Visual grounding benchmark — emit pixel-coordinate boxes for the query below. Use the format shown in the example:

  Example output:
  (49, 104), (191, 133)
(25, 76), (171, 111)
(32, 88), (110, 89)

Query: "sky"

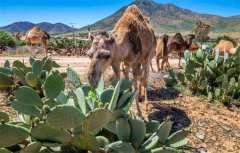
(0, 0), (240, 27)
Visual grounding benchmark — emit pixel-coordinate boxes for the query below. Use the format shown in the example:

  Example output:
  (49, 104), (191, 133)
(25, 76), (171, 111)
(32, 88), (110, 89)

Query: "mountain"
(81, 0), (240, 34)
(0, 22), (75, 34)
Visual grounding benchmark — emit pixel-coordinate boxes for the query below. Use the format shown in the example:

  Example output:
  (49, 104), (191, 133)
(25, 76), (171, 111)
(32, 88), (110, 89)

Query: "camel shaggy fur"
(87, 5), (156, 113)
(15, 27), (50, 57)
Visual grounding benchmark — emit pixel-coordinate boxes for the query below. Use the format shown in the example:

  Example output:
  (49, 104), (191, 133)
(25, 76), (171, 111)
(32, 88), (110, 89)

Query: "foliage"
(48, 37), (91, 55)
(0, 31), (16, 51)
(168, 48), (240, 106)
(0, 58), (189, 153)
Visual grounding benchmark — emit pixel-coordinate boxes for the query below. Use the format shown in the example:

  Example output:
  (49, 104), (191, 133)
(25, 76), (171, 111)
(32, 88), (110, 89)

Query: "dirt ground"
(0, 56), (239, 153)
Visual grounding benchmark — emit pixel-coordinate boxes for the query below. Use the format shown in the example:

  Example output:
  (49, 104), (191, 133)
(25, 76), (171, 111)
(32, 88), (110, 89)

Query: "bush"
(0, 31), (16, 50)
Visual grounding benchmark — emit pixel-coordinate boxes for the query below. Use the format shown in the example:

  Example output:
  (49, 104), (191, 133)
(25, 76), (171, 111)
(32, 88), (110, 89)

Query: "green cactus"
(81, 108), (116, 136)
(151, 147), (178, 153)
(12, 60), (27, 71)
(67, 67), (82, 88)
(105, 141), (135, 153)
(96, 77), (104, 96)
(46, 105), (84, 129)
(0, 148), (11, 153)
(25, 72), (38, 87)
(116, 118), (131, 142)
(100, 88), (114, 104)
(96, 136), (110, 148)
(108, 80), (122, 111)
(13, 67), (25, 81)
(73, 87), (88, 114)
(11, 100), (41, 118)
(43, 73), (65, 99)
(4, 60), (10, 69)
(0, 112), (9, 123)
(129, 119), (146, 148)
(32, 60), (43, 77)
(20, 142), (42, 153)
(166, 130), (189, 148)
(0, 124), (29, 148)
(0, 72), (14, 89)
(14, 86), (43, 107)
(31, 124), (72, 146)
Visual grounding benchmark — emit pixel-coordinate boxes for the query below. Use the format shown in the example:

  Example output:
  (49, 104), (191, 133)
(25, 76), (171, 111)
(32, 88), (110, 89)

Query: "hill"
(80, 0), (240, 35)
(0, 22), (75, 34)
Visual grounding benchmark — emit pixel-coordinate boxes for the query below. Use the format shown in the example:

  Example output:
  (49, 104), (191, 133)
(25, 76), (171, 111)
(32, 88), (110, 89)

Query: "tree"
(0, 31), (16, 51)
(193, 20), (211, 43)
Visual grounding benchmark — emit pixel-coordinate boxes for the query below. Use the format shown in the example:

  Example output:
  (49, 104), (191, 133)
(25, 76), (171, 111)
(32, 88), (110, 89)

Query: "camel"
(215, 40), (239, 55)
(160, 33), (196, 69)
(15, 27), (50, 57)
(154, 34), (169, 71)
(87, 5), (156, 114)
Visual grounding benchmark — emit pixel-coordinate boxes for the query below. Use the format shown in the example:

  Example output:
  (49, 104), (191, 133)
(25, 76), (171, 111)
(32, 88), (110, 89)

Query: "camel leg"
(122, 62), (130, 79)
(156, 56), (160, 72)
(178, 51), (182, 68)
(112, 61), (121, 80)
(141, 64), (150, 112)
(42, 40), (48, 57)
(132, 64), (143, 117)
(166, 57), (171, 69)
(150, 61), (155, 73)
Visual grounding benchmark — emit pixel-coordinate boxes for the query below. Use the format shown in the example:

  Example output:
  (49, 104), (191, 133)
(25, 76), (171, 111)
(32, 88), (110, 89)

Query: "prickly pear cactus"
(43, 73), (65, 99)
(0, 112), (9, 123)
(46, 105), (84, 129)
(0, 124), (29, 148)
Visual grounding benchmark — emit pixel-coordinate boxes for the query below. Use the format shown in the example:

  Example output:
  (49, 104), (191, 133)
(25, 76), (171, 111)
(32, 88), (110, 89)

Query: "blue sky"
(0, 0), (240, 27)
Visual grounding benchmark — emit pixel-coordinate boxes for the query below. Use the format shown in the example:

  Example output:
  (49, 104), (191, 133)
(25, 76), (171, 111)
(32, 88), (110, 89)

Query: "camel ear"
(88, 30), (94, 41)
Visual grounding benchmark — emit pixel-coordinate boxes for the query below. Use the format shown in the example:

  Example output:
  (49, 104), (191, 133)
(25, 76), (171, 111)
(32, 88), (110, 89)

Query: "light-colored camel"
(215, 40), (239, 55)
(15, 27), (50, 57)
(87, 5), (156, 114)
(155, 34), (169, 71)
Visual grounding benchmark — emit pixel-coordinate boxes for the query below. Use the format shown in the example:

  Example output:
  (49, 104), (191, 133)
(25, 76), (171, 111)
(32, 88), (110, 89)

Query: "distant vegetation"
(0, 31), (16, 51)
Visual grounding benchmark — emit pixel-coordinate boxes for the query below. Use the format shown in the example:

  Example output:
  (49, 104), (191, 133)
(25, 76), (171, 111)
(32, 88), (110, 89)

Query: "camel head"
(185, 34), (196, 48)
(87, 31), (115, 87)
(14, 32), (24, 40)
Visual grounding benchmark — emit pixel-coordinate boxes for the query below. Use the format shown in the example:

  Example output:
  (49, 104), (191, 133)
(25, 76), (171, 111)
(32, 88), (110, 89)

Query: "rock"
(196, 131), (205, 140)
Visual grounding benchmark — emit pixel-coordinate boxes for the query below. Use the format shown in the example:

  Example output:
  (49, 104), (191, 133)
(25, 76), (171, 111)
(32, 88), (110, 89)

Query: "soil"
(0, 56), (239, 153)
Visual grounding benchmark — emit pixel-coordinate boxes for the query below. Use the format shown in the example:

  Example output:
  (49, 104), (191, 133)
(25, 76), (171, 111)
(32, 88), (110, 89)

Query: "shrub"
(0, 31), (16, 51)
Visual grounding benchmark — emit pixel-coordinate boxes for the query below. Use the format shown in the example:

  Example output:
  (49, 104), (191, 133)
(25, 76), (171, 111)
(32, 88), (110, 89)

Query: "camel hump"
(125, 5), (141, 15)
(124, 5), (145, 21)
(31, 26), (41, 32)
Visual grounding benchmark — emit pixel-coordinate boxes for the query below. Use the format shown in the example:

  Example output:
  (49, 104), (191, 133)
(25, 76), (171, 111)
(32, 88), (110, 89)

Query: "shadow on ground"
(148, 105), (191, 132)
(148, 87), (180, 101)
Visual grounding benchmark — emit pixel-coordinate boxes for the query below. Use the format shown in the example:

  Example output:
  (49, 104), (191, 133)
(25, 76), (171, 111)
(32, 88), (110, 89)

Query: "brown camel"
(15, 27), (50, 57)
(87, 5), (156, 114)
(215, 40), (239, 55)
(160, 33), (196, 68)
